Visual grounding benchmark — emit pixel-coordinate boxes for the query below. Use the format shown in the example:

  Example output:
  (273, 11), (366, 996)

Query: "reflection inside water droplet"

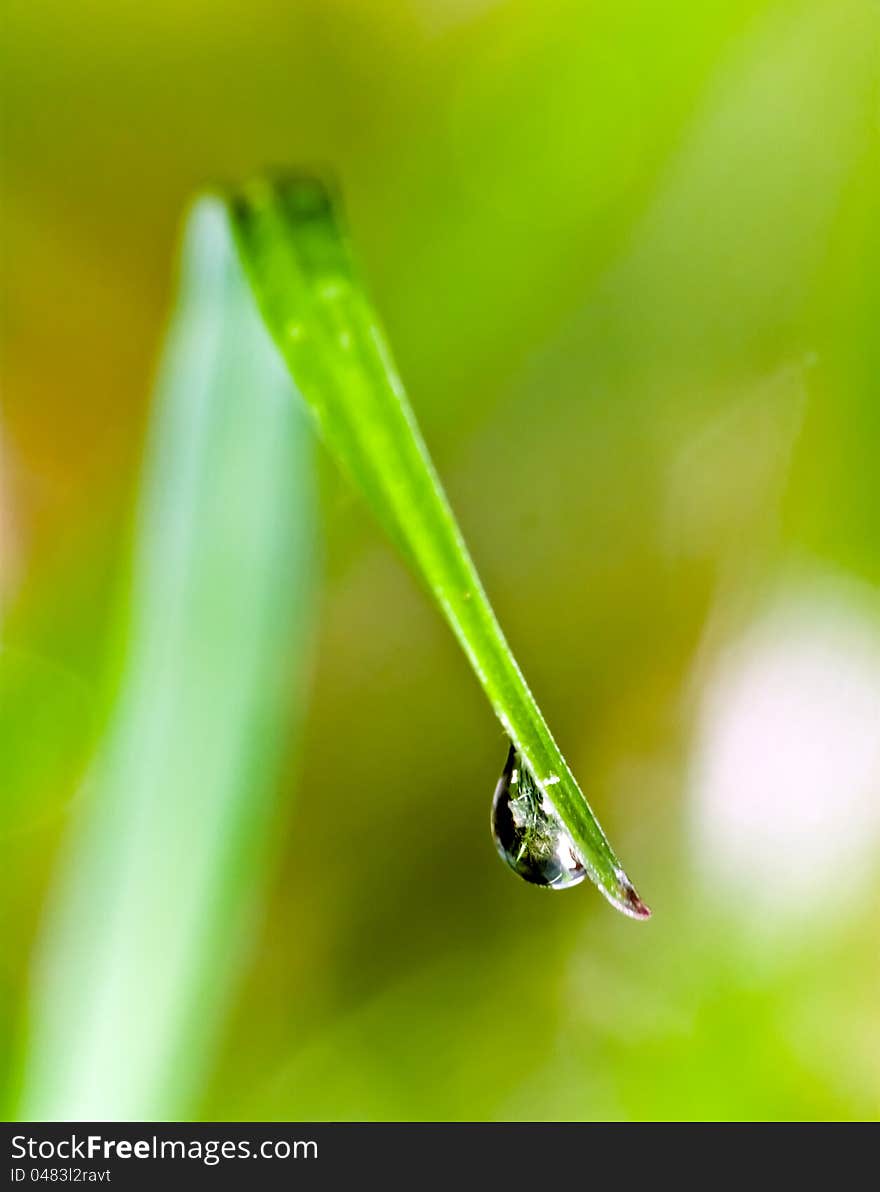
(491, 743), (586, 890)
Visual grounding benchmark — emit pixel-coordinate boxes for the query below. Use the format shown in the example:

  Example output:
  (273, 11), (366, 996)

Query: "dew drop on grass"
(491, 742), (586, 890)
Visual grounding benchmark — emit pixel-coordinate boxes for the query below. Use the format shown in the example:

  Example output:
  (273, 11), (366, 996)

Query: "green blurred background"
(3, 0), (880, 1121)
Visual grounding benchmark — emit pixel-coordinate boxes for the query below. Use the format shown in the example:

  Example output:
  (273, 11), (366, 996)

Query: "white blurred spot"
(690, 573), (880, 922)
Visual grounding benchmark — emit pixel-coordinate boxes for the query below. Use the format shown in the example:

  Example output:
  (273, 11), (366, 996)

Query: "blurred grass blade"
(228, 176), (648, 919)
(17, 198), (316, 1119)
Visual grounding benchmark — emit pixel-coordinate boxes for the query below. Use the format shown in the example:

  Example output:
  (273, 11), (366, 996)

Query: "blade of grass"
(228, 175), (649, 919)
(16, 198), (316, 1119)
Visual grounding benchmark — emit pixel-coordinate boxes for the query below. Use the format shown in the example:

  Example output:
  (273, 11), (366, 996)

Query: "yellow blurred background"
(3, 0), (880, 1120)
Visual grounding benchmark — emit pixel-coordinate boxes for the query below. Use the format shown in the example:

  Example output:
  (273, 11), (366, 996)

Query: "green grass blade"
(16, 197), (316, 1119)
(228, 176), (648, 919)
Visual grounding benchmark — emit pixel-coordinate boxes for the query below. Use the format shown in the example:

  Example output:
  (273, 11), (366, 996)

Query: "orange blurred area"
(2, 0), (879, 1120)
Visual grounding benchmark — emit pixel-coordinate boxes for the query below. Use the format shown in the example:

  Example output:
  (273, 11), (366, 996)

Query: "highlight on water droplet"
(491, 742), (587, 890)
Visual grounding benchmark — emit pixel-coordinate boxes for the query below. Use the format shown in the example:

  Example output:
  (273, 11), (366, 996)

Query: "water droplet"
(491, 743), (586, 890)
